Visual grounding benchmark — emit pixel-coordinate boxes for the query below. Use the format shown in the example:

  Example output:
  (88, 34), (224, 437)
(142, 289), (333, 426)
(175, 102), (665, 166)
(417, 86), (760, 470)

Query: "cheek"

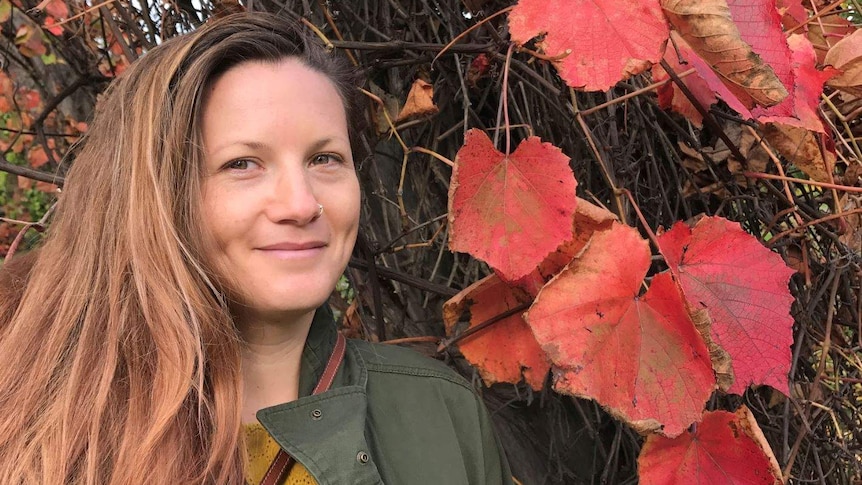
(327, 177), (361, 243)
(199, 183), (235, 251)
(344, 179), (362, 235)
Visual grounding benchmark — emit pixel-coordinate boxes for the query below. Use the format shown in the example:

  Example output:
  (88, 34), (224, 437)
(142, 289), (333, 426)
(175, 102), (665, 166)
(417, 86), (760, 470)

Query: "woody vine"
(0, 0), (860, 482)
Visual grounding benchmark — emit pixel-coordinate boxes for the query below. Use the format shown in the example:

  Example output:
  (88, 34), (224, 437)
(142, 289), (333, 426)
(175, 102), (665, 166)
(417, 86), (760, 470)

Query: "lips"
(257, 241), (327, 251)
(255, 241), (327, 261)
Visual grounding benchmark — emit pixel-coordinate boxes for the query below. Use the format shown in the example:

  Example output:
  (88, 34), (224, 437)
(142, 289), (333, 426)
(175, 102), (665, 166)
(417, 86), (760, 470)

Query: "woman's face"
(200, 58), (360, 322)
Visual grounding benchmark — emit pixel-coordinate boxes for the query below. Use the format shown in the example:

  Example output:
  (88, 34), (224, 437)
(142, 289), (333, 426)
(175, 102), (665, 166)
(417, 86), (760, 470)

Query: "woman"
(0, 12), (512, 485)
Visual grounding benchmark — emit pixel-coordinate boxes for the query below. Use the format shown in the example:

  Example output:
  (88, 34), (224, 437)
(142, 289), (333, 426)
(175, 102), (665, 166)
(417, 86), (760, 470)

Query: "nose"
(264, 164), (321, 225)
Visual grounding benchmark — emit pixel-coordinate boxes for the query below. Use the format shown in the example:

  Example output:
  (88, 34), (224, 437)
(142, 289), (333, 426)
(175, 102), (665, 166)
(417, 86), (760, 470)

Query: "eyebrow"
(208, 137), (345, 157)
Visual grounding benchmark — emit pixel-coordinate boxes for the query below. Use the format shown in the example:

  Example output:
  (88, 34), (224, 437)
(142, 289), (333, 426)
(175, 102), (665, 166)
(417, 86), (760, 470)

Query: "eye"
(223, 158), (258, 171)
(310, 153), (344, 166)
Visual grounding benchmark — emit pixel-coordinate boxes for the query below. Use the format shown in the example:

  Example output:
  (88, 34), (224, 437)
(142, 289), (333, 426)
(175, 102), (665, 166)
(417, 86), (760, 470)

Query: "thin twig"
(744, 172), (862, 193)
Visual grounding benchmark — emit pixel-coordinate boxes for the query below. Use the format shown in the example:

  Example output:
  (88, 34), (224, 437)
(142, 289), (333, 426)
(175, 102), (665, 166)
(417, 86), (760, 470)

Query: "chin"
(249, 280), (336, 316)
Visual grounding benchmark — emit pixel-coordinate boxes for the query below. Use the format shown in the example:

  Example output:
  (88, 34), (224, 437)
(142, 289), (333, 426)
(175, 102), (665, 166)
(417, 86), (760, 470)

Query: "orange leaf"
(509, 0), (669, 91)
(658, 216), (795, 395)
(0, 72), (13, 113)
(17, 176), (34, 189)
(44, 17), (63, 36)
(443, 274), (550, 390)
(448, 128), (578, 282)
(526, 223), (715, 437)
(27, 145), (49, 168)
(514, 197), (616, 296)
(638, 405), (782, 485)
(661, 0), (788, 108)
(395, 79), (438, 122)
(824, 29), (862, 97)
(35, 181), (58, 193)
(18, 88), (41, 111)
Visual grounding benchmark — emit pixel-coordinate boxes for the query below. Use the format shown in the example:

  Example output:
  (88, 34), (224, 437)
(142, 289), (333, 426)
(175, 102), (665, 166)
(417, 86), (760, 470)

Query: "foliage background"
(0, 0), (860, 483)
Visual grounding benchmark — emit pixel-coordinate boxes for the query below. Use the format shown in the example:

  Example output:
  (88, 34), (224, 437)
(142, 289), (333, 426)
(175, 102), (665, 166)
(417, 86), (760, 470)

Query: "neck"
(238, 308), (315, 423)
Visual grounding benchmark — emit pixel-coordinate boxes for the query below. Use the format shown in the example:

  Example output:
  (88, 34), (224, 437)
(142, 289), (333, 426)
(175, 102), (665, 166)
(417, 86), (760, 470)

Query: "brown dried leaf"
(782, 244), (808, 274)
(843, 161), (862, 186)
(689, 307), (734, 392)
(368, 82), (400, 134)
(762, 122), (836, 183)
(677, 142), (708, 172)
(727, 125), (771, 187)
(341, 299), (366, 340)
(396, 79), (439, 122)
(838, 194), (862, 250)
(824, 29), (862, 97)
(661, 0), (788, 108)
(808, 15), (856, 65)
(14, 24), (47, 58)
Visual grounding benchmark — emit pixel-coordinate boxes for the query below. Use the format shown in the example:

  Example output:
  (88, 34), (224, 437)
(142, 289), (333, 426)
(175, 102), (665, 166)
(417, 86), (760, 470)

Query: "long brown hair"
(0, 13), (362, 484)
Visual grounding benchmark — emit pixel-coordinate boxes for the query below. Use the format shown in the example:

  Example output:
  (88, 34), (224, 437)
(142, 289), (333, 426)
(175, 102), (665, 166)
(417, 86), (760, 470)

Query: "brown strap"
(259, 332), (347, 485)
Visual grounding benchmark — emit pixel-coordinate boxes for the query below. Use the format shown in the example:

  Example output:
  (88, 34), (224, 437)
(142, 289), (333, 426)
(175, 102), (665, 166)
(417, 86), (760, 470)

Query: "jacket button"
(356, 451), (370, 464)
(310, 409), (323, 420)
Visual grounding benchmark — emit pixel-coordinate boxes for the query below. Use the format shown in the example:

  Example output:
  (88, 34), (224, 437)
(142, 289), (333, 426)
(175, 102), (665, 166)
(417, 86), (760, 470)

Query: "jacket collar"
(256, 306), (382, 484)
(297, 304), (341, 397)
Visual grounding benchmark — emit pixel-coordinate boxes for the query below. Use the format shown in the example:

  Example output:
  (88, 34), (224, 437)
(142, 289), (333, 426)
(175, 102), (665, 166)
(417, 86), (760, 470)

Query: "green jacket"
(255, 306), (514, 484)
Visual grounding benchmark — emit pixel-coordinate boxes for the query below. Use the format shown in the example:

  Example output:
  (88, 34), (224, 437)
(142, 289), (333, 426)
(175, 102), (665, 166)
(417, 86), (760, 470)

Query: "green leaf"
(0, 0), (12, 23)
(40, 52), (57, 65)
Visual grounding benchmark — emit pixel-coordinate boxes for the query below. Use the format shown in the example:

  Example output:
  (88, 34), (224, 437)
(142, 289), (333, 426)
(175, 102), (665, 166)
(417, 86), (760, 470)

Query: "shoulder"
(347, 339), (514, 484)
(349, 339), (475, 393)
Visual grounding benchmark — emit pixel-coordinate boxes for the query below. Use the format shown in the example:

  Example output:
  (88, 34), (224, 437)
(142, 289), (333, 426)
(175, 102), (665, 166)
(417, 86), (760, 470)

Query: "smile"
(256, 241), (327, 259)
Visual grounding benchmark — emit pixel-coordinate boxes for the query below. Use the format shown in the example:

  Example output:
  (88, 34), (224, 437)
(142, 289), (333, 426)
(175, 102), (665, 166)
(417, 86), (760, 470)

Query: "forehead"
(204, 58), (344, 111)
(201, 58), (349, 154)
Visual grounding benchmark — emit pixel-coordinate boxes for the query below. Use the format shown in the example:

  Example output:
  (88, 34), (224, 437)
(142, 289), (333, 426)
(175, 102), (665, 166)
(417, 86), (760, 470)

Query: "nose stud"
(317, 204), (324, 218)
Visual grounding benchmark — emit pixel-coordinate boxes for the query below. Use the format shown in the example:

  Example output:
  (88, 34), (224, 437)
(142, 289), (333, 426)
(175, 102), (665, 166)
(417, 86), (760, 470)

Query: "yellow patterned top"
(244, 423), (317, 485)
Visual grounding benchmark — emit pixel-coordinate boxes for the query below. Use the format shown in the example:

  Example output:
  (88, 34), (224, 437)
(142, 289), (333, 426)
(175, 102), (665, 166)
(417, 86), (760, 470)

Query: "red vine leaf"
(753, 34), (838, 132)
(443, 274), (551, 390)
(509, 0), (669, 91)
(659, 31), (755, 120)
(638, 405), (783, 484)
(658, 216), (795, 395)
(652, 32), (718, 127)
(448, 128), (578, 282)
(726, 0), (795, 117)
(514, 197), (617, 296)
(662, 0), (788, 109)
(526, 223), (715, 437)
(776, 0), (808, 32)
(44, 18), (62, 36)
